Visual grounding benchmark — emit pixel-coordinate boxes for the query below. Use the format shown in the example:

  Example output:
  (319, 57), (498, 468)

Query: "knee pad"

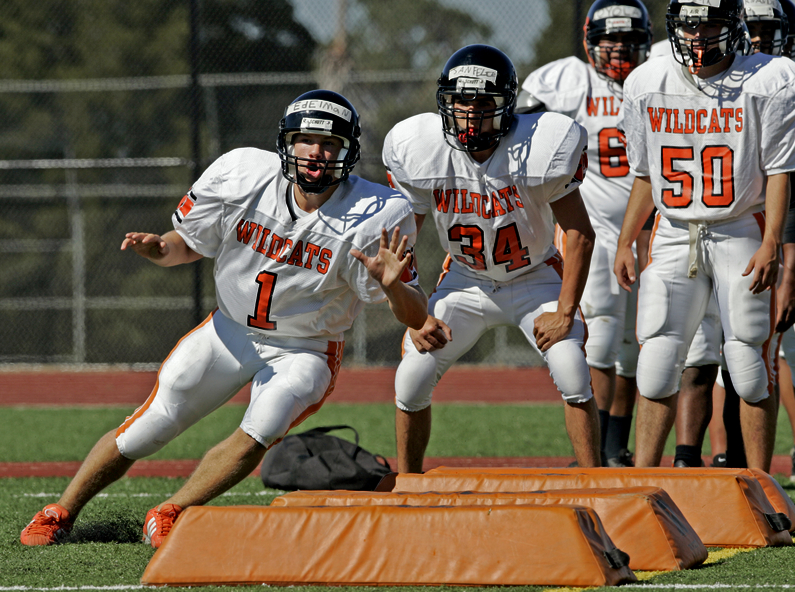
(545, 340), (593, 404)
(728, 280), (772, 346)
(115, 405), (181, 460)
(583, 314), (621, 369)
(722, 340), (771, 403)
(615, 335), (639, 377)
(636, 338), (684, 400)
(395, 350), (440, 412)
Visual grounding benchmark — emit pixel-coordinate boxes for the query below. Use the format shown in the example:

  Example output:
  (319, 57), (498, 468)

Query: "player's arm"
(350, 227), (428, 330)
(614, 176), (655, 291)
(743, 172), (788, 294)
(533, 188), (595, 352)
(776, 182), (795, 332)
(121, 230), (202, 267)
(405, 212), (453, 352)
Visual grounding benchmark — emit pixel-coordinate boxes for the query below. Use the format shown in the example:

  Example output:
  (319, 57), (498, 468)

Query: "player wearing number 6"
(383, 44), (601, 473)
(20, 90), (428, 548)
(516, 0), (653, 468)
(614, 0), (795, 471)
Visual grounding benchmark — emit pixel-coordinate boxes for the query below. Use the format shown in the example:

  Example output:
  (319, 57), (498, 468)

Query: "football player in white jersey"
(20, 90), (428, 548)
(384, 44), (601, 473)
(516, 0), (653, 467)
(717, 0), (795, 471)
(614, 0), (795, 471)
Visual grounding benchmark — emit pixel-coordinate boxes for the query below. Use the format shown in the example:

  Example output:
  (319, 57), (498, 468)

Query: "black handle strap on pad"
(603, 548), (631, 570)
(765, 512), (792, 532)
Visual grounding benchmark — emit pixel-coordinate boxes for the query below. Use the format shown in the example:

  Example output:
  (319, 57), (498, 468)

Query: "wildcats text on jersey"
(647, 107), (744, 135)
(586, 96), (622, 117)
(433, 185), (524, 220)
(236, 218), (332, 274)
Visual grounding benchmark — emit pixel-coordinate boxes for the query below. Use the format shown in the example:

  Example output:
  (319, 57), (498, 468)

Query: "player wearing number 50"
(384, 44), (601, 473)
(614, 0), (795, 471)
(20, 90), (428, 548)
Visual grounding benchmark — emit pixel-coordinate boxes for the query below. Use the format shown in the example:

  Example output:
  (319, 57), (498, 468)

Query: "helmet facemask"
(437, 89), (514, 153)
(583, 1), (653, 85)
(746, 19), (787, 55)
(667, 6), (746, 74)
(281, 131), (352, 195)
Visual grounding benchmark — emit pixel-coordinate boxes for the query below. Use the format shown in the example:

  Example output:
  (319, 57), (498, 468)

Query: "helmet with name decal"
(436, 44), (518, 153)
(745, 0), (788, 55)
(583, 0), (653, 84)
(666, 0), (747, 73)
(782, 0), (795, 57)
(277, 89), (361, 194)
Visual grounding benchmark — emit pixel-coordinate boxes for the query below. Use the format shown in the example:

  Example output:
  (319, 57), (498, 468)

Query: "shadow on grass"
(68, 515), (142, 544)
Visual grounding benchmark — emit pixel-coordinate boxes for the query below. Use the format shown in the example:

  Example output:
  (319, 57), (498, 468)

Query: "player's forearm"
(383, 283), (428, 329)
(762, 173), (789, 250)
(155, 231), (202, 267)
(617, 176), (655, 249)
(557, 228), (593, 320)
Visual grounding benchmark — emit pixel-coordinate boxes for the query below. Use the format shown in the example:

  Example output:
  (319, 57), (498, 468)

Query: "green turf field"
(2, 402), (795, 590)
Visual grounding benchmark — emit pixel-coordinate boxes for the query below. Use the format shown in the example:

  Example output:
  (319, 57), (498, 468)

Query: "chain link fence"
(2, 0), (655, 368)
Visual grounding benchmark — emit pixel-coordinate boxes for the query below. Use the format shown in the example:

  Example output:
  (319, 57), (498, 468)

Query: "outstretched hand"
(351, 227), (412, 289)
(121, 232), (169, 261)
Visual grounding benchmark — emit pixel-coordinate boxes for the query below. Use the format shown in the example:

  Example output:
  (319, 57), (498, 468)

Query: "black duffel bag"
(260, 424), (391, 491)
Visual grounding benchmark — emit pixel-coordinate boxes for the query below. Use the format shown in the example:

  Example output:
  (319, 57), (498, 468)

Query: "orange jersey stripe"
(116, 309), (217, 439)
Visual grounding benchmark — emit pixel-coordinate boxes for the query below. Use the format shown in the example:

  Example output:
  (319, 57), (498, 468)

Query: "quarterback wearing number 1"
(20, 90), (427, 549)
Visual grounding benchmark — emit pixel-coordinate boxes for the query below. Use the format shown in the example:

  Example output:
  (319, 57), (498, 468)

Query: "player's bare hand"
(776, 269), (795, 332)
(743, 241), (779, 294)
(533, 310), (574, 352)
(613, 245), (637, 292)
(121, 232), (169, 261)
(351, 227), (411, 289)
(410, 315), (452, 353)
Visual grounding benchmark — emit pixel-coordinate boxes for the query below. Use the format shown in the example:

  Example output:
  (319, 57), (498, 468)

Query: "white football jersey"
(620, 53), (795, 222)
(173, 148), (419, 342)
(647, 40), (672, 60)
(383, 112), (588, 283)
(521, 56), (633, 249)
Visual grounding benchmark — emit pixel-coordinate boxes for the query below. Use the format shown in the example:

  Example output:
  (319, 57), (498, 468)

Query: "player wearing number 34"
(384, 44), (602, 473)
(19, 90), (428, 549)
(614, 0), (795, 472)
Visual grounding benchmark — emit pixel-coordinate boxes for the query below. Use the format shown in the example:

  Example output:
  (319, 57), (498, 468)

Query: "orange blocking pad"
(395, 467), (792, 548)
(747, 468), (795, 533)
(272, 487), (707, 571)
(424, 466), (795, 533)
(141, 504), (636, 587)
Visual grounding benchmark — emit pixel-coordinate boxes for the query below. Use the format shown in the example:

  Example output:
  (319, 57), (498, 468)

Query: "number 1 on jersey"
(248, 271), (277, 330)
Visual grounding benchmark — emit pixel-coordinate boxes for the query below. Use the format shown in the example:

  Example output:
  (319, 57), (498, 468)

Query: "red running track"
(1, 368), (792, 478)
(0, 366), (561, 406)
